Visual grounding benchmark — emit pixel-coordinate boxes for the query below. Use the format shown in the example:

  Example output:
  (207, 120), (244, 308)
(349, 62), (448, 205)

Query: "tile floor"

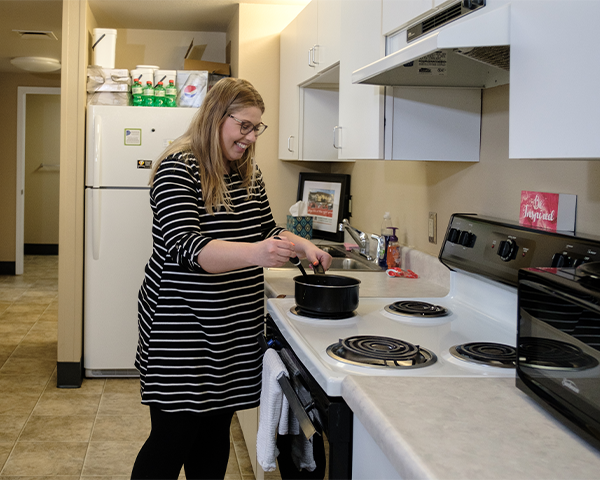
(0, 255), (258, 479)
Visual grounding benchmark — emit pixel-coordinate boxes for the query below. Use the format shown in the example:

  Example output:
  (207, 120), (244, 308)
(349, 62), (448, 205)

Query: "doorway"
(16, 87), (61, 275)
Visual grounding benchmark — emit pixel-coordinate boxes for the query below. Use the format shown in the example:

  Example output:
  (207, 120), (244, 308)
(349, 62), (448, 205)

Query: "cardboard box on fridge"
(183, 59), (230, 75)
(183, 39), (230, 76)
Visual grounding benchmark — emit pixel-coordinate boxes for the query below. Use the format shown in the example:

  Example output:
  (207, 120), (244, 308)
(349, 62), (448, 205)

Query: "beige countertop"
(263, 269), (448, 299)
(264, 246), (451, 299)
(342, 376), (600, 480)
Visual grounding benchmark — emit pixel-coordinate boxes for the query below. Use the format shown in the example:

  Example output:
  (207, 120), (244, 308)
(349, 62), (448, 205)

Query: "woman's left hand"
(278, 231), (333, 271)
(304, 243), (332, 271)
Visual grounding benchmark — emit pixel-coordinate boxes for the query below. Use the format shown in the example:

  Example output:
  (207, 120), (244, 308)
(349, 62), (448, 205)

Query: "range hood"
(352, 0), (511, 88)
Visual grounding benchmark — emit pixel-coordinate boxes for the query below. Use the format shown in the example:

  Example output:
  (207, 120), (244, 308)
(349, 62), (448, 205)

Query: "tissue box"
(287, 216), (313, 239)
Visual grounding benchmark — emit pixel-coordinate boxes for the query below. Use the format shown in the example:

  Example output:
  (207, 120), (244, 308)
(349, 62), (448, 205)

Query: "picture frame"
(296, 173), (351, 242)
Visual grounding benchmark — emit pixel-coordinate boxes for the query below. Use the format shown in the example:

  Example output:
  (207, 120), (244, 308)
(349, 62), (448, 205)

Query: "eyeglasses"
(229, 114), (268, 137)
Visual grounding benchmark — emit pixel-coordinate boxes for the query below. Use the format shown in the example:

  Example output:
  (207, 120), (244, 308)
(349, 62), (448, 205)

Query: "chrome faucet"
(340, 219), (372, 261)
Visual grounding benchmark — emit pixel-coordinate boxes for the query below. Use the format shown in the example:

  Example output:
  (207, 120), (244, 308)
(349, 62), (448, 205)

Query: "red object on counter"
(386, 268), (418, 278)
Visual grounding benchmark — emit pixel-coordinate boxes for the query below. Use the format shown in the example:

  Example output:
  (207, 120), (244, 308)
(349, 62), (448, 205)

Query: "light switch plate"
(428, 212), (437, 244)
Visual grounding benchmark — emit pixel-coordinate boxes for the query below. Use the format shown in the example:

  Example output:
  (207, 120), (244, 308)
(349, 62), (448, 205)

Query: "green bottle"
(154, 81), (166, 107)
(165, 80), (177, 107)
(132, 79), (143, 106)
(142, 81), (154, 106)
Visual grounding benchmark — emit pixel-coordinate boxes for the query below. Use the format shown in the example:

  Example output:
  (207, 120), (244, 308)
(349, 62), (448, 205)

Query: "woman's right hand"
(253, 236), (295, 268)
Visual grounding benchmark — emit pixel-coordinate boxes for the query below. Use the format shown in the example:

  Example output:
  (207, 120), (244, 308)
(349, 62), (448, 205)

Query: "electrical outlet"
(428, 212), (437, 244)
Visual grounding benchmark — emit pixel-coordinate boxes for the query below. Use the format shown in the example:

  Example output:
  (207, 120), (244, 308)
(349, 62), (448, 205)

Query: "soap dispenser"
(378, 212), (393, 268)
(386, 227), (401, 269)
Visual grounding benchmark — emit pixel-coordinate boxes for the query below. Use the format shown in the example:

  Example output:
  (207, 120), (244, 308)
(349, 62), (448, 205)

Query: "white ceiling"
(0, 0), (309, 74)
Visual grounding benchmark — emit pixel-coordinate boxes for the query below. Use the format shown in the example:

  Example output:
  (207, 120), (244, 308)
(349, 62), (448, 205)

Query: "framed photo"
(297, 173), (351, 242)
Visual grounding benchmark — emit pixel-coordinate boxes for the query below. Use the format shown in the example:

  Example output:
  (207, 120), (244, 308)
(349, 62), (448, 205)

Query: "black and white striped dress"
(135, 152), (284, 414)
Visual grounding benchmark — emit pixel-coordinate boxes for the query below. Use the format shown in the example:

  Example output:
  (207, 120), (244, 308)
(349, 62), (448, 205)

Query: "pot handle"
(313, 262), (325, 275)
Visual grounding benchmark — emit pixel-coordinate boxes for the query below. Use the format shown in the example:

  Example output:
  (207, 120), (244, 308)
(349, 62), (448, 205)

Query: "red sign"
(520, 191), (576, 232)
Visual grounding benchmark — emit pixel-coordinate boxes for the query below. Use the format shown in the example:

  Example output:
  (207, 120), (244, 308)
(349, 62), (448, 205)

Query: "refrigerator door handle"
(92, 189), (101, 260)
(93, 115), (102, 188)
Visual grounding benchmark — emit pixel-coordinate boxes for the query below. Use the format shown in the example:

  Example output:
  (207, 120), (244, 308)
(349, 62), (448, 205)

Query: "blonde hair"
(150, 77), (265, 214)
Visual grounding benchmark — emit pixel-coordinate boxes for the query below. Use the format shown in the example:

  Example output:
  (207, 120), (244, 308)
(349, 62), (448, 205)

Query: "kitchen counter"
(342, 376), (600, 479)
(264, 246), (450, 299)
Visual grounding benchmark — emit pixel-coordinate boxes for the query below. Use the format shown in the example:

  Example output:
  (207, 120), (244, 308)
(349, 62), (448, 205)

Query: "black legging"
(131, 406), (234, 480)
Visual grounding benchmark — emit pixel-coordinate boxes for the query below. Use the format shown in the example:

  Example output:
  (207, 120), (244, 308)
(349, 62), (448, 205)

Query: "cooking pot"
(293, 263), (360, 315)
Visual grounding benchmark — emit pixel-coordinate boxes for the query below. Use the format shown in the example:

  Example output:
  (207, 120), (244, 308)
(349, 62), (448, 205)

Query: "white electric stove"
(267, 268), (518, 397)
(263, 214), (599, 478)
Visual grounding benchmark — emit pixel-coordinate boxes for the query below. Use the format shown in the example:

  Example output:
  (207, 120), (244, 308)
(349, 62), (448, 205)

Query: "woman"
(131, 78), (331, 479)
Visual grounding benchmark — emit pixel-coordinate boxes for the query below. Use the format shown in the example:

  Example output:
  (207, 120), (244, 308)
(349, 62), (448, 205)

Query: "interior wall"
(0, 73), (61, 263)
(333, 84), (600, 257)
(100, 29), (227, 71)
(25, 94), (61, 245)
(233, 3), (330, 229)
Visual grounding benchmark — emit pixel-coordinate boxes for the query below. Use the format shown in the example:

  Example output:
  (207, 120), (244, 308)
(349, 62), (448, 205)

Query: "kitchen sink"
(271, 245), (382, 272)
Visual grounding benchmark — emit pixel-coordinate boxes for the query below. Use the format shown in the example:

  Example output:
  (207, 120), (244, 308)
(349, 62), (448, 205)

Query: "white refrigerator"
(84, 105), (197, 377)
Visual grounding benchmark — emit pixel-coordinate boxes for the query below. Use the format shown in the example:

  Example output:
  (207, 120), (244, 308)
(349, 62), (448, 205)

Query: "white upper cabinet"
(296, 0), (319, 81)
(338, 0), (479, 162)
(315, 0), (341, 74)
(338, 0), (385, 160)
(278, 17), (300, 160)
(296, 0), (341, 83)
(509, 1), (600, 159)
(387, 87), (481, 161)
(280, 0), (482, 162)
(279, 0), (342, 161)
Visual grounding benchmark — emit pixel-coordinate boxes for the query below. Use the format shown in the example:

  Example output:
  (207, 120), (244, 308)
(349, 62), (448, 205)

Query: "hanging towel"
(257, 349), (289, 472)
(278, 390), (294, 436)
(290, 383), (319, 472)
(291, 411), (317, 472)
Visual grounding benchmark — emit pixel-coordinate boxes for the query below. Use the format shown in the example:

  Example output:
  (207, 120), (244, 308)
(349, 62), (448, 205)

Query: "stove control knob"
(458, 231), (476, 248)
(573, 258), (586, 268)
(551, 253), (572, 268)
(448, 228), (460, 243)
(497, 239), (518, 261)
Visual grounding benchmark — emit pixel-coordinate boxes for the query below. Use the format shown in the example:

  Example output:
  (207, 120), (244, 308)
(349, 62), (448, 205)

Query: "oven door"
(263, 314), (353, 480)
(517, 270), (600, 451)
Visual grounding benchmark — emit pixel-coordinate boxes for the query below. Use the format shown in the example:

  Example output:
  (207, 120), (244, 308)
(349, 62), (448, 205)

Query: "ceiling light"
(10, 57), (61, 73)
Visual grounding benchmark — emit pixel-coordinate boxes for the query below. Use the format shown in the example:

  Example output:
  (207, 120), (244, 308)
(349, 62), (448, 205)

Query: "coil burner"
(518, 337), (599, 371)
(384, 301), (449, 318)
(290, 306), (356, 320)
(450, 342), (517, 368)
(327, 335), (436, 369)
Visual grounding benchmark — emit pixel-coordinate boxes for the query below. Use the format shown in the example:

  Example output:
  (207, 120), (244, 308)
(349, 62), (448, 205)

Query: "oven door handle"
(520, 279), (600, 313)
(257, 333), (318, 439)
(277, 375), (317, 440)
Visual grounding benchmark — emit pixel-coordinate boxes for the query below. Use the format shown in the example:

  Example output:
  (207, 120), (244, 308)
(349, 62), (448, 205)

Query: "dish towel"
(257, 349), (289, 472)
(290, 410), (317, 472)
(278, 347), (317, 472)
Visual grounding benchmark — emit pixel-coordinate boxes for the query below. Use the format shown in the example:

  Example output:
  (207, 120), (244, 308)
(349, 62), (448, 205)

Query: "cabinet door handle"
(333, 126), (341, 149)
(311, 44), (319, 66)
(308, 48), (315, 68)
(287, 135), (295, 152)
